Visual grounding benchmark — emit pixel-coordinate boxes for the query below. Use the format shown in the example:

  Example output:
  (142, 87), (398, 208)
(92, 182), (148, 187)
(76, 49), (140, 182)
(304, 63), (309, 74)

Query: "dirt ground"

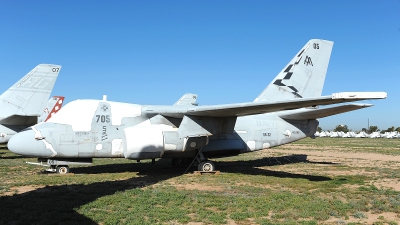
(2, 142), (400, 224)
(171, 146), (400, 224)
(257, 147), (400, 224)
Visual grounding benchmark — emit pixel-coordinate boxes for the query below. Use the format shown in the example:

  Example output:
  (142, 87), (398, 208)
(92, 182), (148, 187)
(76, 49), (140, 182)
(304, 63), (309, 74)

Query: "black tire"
(56, 165), (70, 174)
(198, 161), (215, 172)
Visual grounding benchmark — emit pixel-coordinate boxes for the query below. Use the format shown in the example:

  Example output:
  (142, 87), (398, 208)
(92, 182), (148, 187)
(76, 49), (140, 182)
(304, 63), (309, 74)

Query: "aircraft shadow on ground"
(0, 164), (182, 224)
(0, 155), (331, 224)
(0, 155), (27, 159)
(71, 154), (332, 182)
(216, 154), (332, 182)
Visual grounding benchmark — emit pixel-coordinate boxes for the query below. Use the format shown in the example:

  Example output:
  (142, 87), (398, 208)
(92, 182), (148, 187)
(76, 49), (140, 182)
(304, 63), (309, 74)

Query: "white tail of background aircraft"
(0, 64), (61, 143)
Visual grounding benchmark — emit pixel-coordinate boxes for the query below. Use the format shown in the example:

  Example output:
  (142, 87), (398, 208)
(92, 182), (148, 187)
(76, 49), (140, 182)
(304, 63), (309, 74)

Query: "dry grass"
(1, 138), (400, 224)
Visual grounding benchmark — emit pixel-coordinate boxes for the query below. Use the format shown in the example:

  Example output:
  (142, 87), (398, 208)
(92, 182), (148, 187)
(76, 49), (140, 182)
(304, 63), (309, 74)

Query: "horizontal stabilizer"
(0, 115), (37, 126)
(331, 92), (387, 99)
(278, 103), (373, 120)
(142, 92), (387, 118)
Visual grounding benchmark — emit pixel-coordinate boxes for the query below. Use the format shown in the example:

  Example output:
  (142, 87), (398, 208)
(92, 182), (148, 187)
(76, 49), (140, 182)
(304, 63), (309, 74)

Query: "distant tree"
(396, 127), (400, 132)
(369, 126), (379, 133)
(334, 125), (349, 133)
(317, 126), (322, 132)
(380, 126), (394, 134)
(361, 128), (367, 132)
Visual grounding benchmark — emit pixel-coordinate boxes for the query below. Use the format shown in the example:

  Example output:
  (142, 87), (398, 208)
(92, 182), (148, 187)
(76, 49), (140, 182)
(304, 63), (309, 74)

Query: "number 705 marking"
(96, 115), (110, 123)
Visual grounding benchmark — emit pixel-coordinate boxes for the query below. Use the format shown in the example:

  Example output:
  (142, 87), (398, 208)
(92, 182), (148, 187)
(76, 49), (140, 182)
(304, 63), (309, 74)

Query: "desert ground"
(1, 138), (399, 225)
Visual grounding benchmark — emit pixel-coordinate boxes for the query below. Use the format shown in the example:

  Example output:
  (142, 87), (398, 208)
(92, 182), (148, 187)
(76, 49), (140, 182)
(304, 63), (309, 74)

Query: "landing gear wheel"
(198, 161), (215, 172)
(56, 165), (70, 174)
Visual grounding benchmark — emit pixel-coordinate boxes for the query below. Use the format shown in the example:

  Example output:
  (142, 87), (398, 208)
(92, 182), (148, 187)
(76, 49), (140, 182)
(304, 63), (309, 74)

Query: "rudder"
(38, 96), (65, 123)
(254, 39), (333, 102)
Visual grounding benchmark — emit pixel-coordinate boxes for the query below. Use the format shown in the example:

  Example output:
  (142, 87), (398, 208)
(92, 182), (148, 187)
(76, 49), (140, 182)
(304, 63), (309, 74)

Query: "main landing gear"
(195, 151), (215, 172)
(172, 151), (217, 172)
(197, 161), (215, 172)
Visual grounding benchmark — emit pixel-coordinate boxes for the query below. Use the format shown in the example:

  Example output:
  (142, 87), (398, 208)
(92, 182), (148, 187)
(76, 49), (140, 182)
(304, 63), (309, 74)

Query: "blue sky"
(0, 0), (399, 131)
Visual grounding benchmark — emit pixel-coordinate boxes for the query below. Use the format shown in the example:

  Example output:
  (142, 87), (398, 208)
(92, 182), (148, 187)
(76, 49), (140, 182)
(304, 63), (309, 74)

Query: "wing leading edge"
(143, 92), (387, 118)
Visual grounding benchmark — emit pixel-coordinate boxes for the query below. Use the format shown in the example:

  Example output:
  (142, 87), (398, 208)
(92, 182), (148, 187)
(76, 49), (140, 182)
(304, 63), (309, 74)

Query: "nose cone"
(8, 130), (54, 157)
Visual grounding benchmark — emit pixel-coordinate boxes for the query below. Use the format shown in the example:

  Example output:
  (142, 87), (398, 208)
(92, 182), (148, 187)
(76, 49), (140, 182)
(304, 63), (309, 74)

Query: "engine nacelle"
(163, 131), (208, 152)
(123, 125), (209, 160)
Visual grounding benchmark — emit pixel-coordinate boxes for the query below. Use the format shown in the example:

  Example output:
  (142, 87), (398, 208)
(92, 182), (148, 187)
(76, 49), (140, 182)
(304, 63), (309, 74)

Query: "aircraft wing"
(278, 103), (373, 120)
(143, 92), (386, 118)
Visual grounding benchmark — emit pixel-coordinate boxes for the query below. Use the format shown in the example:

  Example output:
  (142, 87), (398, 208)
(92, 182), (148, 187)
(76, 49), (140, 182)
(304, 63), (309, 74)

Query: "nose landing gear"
(55, 165), (70, 174)
(46, 165), (70, 174)
(26, 158), (92, 174)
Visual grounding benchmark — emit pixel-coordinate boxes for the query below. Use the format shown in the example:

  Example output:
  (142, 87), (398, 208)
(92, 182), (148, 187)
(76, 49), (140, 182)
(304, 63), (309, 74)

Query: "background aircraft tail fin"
(38, 96), (65, 123)
(0, 64), (61, 117)
(174, 93), (198, 106)
(254, 39), (333, 103)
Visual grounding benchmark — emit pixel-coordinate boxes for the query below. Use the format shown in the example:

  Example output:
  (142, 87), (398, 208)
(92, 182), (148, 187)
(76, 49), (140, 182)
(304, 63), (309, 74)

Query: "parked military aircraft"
(8, 40), (386, 174)
(0, 64), (62, 143)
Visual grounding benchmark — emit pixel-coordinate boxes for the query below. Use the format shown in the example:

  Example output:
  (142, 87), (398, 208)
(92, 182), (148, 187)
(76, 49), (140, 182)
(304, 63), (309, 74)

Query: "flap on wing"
(143, 92), (386, 118)
(278, 104), (373, 120)
(0, 115), (38, 126)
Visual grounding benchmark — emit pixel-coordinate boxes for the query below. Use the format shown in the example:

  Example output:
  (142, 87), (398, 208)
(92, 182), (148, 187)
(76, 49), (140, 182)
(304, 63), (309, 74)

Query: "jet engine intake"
(123, 125), (209, 160)
(123, 125), (165, 160)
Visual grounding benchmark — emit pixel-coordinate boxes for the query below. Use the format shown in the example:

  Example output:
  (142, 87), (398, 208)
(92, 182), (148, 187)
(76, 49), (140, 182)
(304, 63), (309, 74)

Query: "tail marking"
(271, 43), (311, 98)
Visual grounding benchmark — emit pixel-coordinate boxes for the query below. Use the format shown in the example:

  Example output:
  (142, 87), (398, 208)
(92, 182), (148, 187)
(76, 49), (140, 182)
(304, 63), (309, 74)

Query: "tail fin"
(174, 93), (198, 106)
(254, 39), (333, 102)
(38, 96), (65, 123)
(0, 64), (61, 117)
